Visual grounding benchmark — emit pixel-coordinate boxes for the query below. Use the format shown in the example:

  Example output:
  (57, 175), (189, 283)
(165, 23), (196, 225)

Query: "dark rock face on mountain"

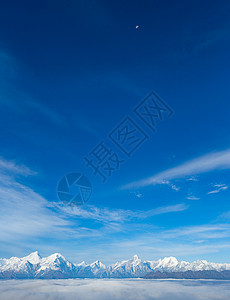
(143, 270), (230, 280)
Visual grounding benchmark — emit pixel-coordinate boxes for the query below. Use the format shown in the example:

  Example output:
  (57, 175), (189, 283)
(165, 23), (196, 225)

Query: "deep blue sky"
(1, 0), (230, 264)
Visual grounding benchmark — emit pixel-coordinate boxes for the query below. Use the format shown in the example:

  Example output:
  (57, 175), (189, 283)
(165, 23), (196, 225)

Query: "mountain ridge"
(1, 252), (230, 279)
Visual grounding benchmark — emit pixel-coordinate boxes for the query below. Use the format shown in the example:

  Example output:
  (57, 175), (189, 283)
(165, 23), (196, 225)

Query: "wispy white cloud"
(214, 184), (226, 188)
(121, 148), (230, 189)
(208, 187), (228, 194)
(162, 224), (230, 240)
(218, 210), (230, 222)
(106, 221), (230, 260)
(186, 176), (198, 182)
(56, 203), (188, 224)
(171, 184), (180, 191)
(111, 238), (230, 259)
(186, 194), (200, 200)
(207, 183), (228, 195)
(130, 191), (144, 198)
(0, 156), (36, 176)
(58, 204), (134, 223)
(0, 157), (73, 244)
(142, 179), (181, 192)
(137, 204), (188, 219)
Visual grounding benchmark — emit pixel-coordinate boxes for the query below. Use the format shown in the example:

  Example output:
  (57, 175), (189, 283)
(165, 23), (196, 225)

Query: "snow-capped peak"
(46, 253), (65, 262)
(160, 256), (178, 266)
(90, 260), (106, 269)
(23, 251), (41, 264)
(1, 252), (230, 279)
(132, 255), (139, 261)
(77, 261), (87, 267)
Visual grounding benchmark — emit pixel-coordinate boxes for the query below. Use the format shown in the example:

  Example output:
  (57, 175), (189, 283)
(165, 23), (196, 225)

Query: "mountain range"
(1, 252), (230, 279)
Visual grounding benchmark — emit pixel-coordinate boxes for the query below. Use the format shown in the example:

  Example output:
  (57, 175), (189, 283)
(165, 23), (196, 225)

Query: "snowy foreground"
(0, 279), (230, 300)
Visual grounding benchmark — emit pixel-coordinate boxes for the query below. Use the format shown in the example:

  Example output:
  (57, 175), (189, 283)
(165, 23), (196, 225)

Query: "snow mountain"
(1, 252), (230, 279)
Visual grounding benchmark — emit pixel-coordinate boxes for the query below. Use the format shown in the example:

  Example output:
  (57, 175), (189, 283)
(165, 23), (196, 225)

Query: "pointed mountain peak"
(132, 255), (140, 261)
(90, 260), (105, 268)
(77, 261), (87, 267)
(91, 260), (100, 265)
(23, 251), (41, 264)
(47, 253), (65, 261)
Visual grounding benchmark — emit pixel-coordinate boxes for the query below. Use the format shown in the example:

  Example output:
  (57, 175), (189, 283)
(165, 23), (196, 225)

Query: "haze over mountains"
(1, 252), (230, 279)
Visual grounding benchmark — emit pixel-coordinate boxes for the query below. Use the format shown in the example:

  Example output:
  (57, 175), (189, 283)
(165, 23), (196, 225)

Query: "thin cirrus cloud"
(121, 148), (230, 189)
(162, 224), (230, 240)
(0, 156), (188, 246)
(186, 195), (200, 200)
(56, 203), (188, 224)
(0, 156), (36, 176)
(207, 183), (228, 195)
(0, 157), (74, 244)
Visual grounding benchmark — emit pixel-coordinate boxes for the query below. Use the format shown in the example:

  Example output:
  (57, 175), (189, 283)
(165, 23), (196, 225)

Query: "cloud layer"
(0, 279), (230, 300)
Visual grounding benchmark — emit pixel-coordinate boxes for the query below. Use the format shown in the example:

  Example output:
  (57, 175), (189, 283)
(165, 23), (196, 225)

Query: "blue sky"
(1, 0), (230, 264)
